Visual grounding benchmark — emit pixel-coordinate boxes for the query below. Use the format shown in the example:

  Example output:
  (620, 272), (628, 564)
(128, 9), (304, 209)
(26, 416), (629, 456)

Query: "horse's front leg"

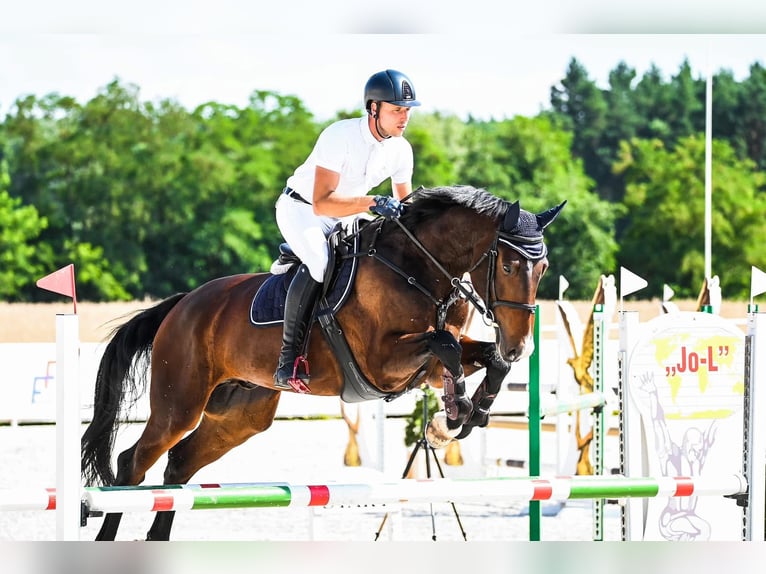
(424, 330), (473, 431)
(454, 339), (512, 440)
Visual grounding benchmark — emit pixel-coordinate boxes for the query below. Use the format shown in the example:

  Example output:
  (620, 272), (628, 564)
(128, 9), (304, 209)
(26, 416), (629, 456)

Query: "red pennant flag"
(36, 264), (78, 313)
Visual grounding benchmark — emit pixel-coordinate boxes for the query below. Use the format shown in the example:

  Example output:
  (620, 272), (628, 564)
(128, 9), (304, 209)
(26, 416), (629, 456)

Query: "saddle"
(250, 219), (404, 402)
(249, 222), (355, 326)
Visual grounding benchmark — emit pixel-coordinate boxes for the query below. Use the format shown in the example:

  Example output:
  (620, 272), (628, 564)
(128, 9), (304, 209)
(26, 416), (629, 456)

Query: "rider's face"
(373, 102), (413, 138)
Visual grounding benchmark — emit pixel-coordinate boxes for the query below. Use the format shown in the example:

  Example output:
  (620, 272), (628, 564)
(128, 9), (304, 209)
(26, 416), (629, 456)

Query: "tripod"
(374, 386), (467, 541)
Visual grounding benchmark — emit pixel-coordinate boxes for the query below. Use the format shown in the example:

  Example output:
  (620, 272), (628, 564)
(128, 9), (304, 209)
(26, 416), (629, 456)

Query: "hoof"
(425, 412), (461, 449)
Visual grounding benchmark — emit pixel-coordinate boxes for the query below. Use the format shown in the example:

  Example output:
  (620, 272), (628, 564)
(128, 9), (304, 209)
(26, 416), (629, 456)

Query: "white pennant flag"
(663, 284), (675, 302)
(620, 267), (648, 298)
(559, 275), (569, 300)
(752, 266), (766, 299)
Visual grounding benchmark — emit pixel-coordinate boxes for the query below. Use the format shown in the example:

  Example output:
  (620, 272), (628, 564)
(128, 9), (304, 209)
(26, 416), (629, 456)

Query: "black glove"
(371, 195), (403, 219)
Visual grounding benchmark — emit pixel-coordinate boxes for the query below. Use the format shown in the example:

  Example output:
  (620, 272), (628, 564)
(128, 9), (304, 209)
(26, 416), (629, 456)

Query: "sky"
(1, 3), (766, 121)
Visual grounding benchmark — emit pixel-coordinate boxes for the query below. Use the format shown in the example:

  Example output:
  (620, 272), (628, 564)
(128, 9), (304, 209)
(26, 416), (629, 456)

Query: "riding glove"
(371, 196), (403, 219)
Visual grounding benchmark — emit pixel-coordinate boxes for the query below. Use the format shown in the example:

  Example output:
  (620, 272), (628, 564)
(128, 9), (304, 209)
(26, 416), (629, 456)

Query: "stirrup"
(275, 356), (311, 393)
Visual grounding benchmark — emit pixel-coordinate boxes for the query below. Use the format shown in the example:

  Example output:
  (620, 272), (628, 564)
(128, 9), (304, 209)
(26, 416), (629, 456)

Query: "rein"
(353, 216), (538, 329)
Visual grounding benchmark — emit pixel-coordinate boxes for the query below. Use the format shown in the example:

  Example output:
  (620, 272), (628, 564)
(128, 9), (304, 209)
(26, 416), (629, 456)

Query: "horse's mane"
(400, 185), (507, 229)
(397, 185), (557, 260)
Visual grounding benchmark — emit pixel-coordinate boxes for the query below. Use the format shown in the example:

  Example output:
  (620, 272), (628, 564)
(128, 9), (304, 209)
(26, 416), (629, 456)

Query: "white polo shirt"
(285, 116), (414, 199)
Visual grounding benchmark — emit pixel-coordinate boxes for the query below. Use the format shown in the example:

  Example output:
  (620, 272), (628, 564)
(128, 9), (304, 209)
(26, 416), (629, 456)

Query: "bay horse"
(81, 185), (565, 540)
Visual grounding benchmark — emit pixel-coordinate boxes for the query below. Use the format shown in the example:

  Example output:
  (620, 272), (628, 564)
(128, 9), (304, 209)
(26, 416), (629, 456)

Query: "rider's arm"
(393, 181), (412, 201)
(312, 166), (379, 217)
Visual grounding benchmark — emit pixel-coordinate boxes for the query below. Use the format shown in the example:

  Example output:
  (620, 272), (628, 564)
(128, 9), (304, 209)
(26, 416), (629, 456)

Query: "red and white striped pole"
(0, 474), (721, 515)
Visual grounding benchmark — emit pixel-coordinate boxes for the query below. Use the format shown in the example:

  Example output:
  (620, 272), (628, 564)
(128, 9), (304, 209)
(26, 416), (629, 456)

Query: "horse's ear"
(536, 200), (567, 230)
(503, 201), (520, 230)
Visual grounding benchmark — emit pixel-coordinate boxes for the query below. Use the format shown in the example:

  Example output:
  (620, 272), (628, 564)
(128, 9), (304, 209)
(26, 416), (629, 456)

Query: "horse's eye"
(502, 264), (512, 274)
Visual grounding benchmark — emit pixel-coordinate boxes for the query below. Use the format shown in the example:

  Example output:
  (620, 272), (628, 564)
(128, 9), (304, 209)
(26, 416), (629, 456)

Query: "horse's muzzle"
(500, 333), (535, 363)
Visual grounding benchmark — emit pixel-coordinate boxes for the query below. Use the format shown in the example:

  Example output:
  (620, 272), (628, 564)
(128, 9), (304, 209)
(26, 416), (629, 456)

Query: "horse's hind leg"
(145, 383), (281, 541)
(91, 445), (136, 541)
(91, 444), (138, 540)
(93, 406), (207, 540)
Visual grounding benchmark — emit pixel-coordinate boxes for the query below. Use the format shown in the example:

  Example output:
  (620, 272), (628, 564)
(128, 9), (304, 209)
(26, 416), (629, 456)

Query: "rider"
(273, 69), (421, 389)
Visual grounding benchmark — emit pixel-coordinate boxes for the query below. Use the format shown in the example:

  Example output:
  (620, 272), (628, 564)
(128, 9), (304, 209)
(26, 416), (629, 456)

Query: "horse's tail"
(81, 293), (187, 486)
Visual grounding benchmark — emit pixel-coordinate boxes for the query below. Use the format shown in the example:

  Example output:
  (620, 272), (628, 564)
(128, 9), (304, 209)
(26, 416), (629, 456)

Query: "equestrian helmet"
(364, 69), (421, 112)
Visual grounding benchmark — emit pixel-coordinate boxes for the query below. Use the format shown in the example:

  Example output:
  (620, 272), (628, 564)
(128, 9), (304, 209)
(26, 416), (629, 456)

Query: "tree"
(550, 58), (609, 201)
(406, 111), (463, 188)
(3, 81), (321, 299)
(711, 69), (744, 154)
(667, 59), (706, 139)
(458, 115), (622, 299)
(632, 64), (675, 142)
(0, 159), (50, 299)
(3, 84), (151, 298)
(597, 62), (642, 203)
(615, 135), (766, 299)
(737, 62), (766, 171)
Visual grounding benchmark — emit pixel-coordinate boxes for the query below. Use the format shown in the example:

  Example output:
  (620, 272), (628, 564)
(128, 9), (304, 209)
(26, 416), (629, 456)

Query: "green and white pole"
(527, 304), (541, 541)
(78, 475), (748, 515)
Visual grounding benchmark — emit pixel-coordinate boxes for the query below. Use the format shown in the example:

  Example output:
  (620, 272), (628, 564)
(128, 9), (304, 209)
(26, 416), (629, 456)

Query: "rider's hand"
(371, 196), (403, 219)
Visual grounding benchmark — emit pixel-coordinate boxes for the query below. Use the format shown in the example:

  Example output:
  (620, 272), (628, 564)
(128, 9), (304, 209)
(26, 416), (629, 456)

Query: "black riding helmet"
(364, 69), (421, 114)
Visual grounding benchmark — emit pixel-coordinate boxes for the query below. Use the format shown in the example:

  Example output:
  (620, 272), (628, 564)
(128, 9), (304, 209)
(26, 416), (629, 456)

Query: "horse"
(81, 184), (565, 540)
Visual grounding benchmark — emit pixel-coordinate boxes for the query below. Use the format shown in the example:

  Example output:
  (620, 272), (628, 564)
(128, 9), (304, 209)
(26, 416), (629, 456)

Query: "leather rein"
(356, 216), (542, 330)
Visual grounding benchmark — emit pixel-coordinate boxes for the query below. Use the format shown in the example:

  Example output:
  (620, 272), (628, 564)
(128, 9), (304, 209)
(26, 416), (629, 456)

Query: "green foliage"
(2, 61), (766, 302)
(0, 160), (49, 299)
(3, 80), (319, 299)
(737, 63), (766, 171)
(403, 386), (440, 447)
(456, 115), (622, 299)
(615, 135), (766, 299)
(406, 111), (464, 187)
(63, 240), (132, 300)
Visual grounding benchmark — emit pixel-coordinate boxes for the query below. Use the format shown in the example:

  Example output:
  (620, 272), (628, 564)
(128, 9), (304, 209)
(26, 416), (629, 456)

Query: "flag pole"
(37, 264), (81, 539)
(705, 40), (713, 280)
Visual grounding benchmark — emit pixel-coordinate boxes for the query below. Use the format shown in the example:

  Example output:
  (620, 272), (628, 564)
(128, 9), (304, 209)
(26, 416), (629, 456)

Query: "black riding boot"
(274, 264), (322, 390)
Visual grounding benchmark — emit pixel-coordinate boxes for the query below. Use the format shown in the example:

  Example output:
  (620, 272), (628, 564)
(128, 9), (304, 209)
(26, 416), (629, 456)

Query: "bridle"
(482, 232), (544, 317)
(363, 216), (544, 329)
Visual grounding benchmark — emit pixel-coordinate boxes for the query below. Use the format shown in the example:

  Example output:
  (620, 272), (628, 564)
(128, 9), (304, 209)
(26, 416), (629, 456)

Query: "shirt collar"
(360, 116), (383, 146)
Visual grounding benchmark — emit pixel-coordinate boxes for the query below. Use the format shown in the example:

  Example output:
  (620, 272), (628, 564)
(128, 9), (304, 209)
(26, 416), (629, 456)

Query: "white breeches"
(275, 194), (337, 282)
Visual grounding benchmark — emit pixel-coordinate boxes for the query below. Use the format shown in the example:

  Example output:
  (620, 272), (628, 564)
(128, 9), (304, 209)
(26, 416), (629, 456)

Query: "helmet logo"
(401, 81), (414, 100)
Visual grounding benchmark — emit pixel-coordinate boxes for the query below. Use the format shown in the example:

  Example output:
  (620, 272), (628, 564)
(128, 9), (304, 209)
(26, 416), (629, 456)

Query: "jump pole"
(77, 475), (748, 515)
(0, 473), (748, 513)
